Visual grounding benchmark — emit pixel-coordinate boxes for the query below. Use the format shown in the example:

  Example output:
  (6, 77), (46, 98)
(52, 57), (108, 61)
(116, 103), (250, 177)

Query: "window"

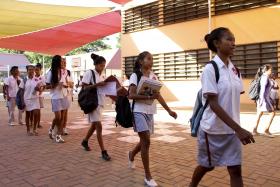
(214, 0), (277, 15)
(232, 41), (279, 78)
(124, 41), (280, 80)
(123, 1), (159, 33)
(163, 0), (208, 24)
(123, 0), (278, 33)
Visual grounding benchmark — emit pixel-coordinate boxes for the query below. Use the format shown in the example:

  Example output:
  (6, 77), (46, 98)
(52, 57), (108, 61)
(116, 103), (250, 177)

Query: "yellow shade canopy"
(0, 0), (111, 37)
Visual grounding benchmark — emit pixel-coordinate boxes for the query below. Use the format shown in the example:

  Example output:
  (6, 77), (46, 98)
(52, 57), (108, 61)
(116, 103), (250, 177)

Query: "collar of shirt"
(213, 55), (235, 70)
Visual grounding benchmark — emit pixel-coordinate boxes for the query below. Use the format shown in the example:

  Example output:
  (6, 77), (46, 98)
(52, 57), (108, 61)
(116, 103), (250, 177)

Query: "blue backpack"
(16, 77), (27, 110)
(189, 61), (219, 137)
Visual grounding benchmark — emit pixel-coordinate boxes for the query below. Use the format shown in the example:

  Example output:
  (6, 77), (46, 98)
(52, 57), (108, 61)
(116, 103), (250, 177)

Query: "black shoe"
(81, 140), (91, 151)
(101, 150), (111, 161)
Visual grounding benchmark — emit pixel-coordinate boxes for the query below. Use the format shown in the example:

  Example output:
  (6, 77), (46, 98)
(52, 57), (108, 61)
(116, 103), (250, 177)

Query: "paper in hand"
(98, 81), (117, 96)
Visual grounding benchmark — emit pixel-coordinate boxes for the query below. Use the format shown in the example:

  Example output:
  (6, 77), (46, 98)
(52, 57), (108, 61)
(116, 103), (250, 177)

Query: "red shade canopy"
(0, 11), (121, 55)
(109, 0), (132, 4)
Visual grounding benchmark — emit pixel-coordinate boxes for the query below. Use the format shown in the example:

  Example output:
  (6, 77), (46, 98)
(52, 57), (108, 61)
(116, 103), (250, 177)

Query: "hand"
(150, 92), (160, 100)
(35, 86), (40, 91)
(236, 128), (255, 145)
(168, 110), (177, 119)
(96, 81), (107, 87)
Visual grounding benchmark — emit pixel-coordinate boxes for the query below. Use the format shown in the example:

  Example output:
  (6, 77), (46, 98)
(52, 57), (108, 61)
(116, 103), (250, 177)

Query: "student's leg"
(25, 111), (31, 134)
(227, 165), (243, 187)
(37, 109), (42, 128)
(33, 109), (40, 135)
(265, 111), (275, 134)
(138, 131), (152, 180)
(54, 111), (62, 135)
(130, 142), (141, 161)
(84, 123), (96, 141)
(18, 109), (24, 124)
(63, 109), (68, 129)
(253, 111), (263, 134)
(189, 166), (215, 187)
(8, 98), (16, 123)
(95, 122), (106, 151)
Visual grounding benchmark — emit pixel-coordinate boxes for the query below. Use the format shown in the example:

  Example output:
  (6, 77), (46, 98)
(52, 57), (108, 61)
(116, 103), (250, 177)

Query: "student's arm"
(82, 81), (106, 89)
(157, 94), (177, 119)
(259, 76), (268, 105)
(207, 94), (255, 145)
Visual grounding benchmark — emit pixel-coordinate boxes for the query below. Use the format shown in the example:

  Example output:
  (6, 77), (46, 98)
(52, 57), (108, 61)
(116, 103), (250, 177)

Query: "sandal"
(27, 131), (33, 136)
(33, 131), (39, 136)
(252, 129), (260, 136)
(264, 130), (275, 138)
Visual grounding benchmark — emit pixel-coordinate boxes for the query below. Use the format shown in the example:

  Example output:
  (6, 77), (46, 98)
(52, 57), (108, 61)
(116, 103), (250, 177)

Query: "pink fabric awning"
(109, 0), (132, 4)
(0, 11), (121, 55)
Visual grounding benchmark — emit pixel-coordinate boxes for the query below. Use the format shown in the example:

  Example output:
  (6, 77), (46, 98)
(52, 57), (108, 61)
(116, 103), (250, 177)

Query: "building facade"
(121, 0), (280, 106)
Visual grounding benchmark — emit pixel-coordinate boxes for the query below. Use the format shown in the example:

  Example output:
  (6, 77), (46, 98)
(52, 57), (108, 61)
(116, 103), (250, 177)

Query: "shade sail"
(109, 0), (132, 4)
(0, 0), (110, 37)
(106, 49), (121, 69)
(0, 11), (121, 55)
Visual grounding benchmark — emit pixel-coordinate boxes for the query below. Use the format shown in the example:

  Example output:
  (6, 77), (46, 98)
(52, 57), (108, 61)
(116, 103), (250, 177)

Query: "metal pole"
(208, 0), (212, 59)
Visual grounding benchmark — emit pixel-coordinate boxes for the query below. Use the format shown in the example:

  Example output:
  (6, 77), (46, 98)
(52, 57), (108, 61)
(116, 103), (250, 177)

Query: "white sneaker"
(144, 178), (158, 187)
(128, 151), (135, 169)
(55, 135), (65, 143)
(9, 122), (15, 126)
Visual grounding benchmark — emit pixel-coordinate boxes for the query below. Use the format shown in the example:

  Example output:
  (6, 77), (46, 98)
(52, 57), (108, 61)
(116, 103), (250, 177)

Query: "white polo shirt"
(129, 72), (158, 114)
(4, 76), (21, 98)
(200, 55), (243, 135)
(82, 69), (105, 107)
(19, 76), (39, 100)
(46, 71), (68, 99)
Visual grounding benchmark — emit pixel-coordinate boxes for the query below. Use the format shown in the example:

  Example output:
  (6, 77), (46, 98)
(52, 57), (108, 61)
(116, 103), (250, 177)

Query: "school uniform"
(198, 55), (243, 167)
(4, 76), (24, 124)
(257, 75), (274, 112)
(46, 71), (68, 112)
(61, 69), (73, 109)
(34, 75), (46, 108)
(19, 76), (40, 112)
(82, 69), (106, 123)
(129, 72), (158, 134)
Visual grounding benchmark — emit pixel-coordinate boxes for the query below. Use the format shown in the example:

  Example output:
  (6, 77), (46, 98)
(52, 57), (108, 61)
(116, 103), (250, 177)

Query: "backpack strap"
(209, 60), (219, 83)
(234, 65), (241, 78)
(90, 70), (96, 84)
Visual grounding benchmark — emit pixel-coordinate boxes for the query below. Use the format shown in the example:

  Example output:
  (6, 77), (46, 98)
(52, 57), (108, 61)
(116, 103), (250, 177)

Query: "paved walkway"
(0, 101), (280, 187)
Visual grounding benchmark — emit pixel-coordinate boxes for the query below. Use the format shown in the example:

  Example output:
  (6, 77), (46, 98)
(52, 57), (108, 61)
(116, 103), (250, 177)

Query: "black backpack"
(115, 73), (141, 128)
(248, 77), (261, 101)
(78, 70), (98, 114)
(16, 77), (27, 110)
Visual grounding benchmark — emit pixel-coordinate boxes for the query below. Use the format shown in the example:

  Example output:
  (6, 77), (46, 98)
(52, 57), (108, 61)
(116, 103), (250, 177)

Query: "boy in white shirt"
(3, 66), (24, 126)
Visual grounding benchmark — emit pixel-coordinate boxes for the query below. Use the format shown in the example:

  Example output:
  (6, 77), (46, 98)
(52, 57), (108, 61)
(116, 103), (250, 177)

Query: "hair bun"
(91, 53), (99, 61)
(204, 34), (210, 42)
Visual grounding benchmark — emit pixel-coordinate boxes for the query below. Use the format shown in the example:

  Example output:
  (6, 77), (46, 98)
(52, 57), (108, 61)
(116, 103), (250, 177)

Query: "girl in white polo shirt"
(189, 28), (255, 187)
(127, 51), (177, 187)
(46, 55), (69, 143)
(81, 53), (111, 161)
(34, 63), (46, 129)
(19, 65), (42, 136)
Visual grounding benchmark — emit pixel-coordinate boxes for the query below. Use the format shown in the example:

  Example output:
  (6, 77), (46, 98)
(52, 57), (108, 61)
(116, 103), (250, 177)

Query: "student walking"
(189, 28), (255, 187)
(34, 63), (46, 129)
(61, 58), (73, 135)
(3, 66), (24, 126)
(253, 65), (276, 137)
(80, 53), (111, 161)
(270, 73), (279, 110)
(127, 51), (177, 187)
(46, 55), (69, 143)
(19, 65), (42, 136)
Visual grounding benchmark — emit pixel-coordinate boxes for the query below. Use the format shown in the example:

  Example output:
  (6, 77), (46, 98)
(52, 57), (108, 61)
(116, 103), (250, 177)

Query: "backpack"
(16, 77), (27, 110)
(78, 70), (98, 114)
(189, 61), (219, 137)
(248, 77), (261, 100)
(115, 73), (142, 128)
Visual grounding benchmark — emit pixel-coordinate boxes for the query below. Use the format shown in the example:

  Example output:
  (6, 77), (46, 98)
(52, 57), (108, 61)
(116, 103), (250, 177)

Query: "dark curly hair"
(204, 27), (230, 53)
